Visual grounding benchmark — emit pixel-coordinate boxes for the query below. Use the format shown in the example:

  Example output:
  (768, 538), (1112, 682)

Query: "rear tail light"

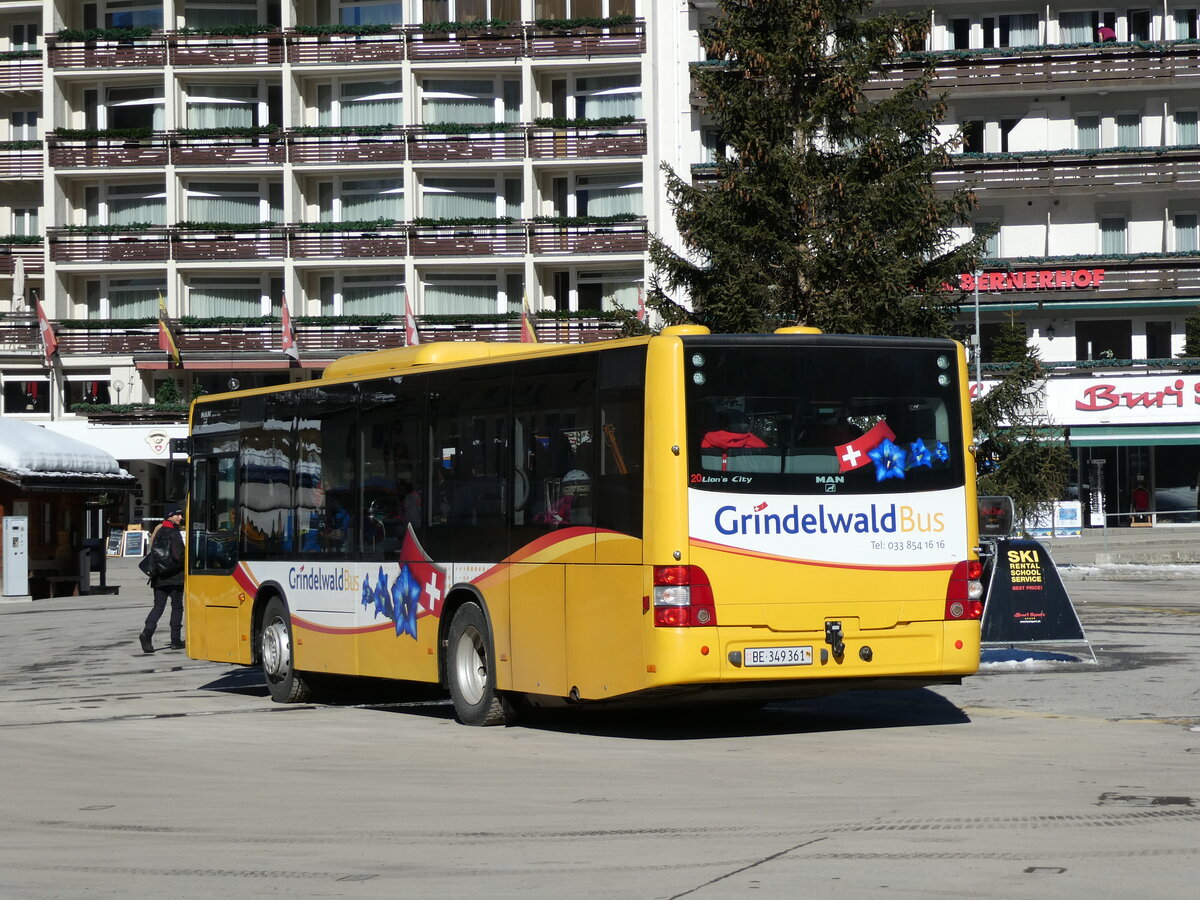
(945, 559), (984, 620)
(653, 565), (717, 627)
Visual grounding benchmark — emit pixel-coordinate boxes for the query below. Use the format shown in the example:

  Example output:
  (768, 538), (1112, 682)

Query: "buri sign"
(953, 269), (1105, 292)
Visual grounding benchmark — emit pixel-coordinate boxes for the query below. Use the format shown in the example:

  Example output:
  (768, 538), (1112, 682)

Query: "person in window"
(1096, 23), (1117, 42)
(1130, 476), (1150, 525)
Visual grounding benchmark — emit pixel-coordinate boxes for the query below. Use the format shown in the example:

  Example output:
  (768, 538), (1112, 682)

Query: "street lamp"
(973, 269), (982, 395)
(112, 381), (122, 405)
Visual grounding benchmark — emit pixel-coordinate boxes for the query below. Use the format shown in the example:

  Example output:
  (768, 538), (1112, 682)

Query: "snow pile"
(0, 418), (123, 476)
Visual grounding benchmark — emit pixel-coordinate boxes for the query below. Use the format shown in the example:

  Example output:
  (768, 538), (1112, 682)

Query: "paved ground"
(0, 547), (1197, 899)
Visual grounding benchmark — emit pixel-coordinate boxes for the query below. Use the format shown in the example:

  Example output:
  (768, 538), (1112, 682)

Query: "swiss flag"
(399, 525), (446, 619)
(836, 420), (897, 473)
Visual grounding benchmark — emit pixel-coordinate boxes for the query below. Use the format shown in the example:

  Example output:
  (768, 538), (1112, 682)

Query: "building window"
(1175, 8), (1198, 38)
(86, 277), (165, 318)
(317, 177), (405, 222)
(948, 18), (971, 49)
(1116, 113), (1141, 147)
(1077, 115), (1100, 150)
(1100, 216), (1128, 254)
(960, 120), (984, 153)
(65, 378), (112, 407)
(422, 176), (521, 219)
(974, 220), (999, 257)
(316, 80), (403, 128)
(339, 1), (405, 24)
(1128, 8), (1152, 41)
(189, 276), (274, 317)
(185, 180), (282, 224)
(421, 271), (522, 315)
(185, 83), (264, 129)
(576, 74), (642, 119)
(10, 23), (39, 51)
(12, 207), (38, 236)
(577, 270), (642, 313)
(97, 86), (165, 132)
(534, 1), (635, 17)
(421, 0), (520, 24)
(575, 171), (642, 217)
(2, 378), (50, 414)
(84, 183), (167, 227)
(421, 78), (519, 126)
(1146, 321), (1174, 358)
(1075, 320), (1132, 361)
(1060, 11), (1097, 42)
(1175, 110), (1198, 144)
(982, 13), (1039, 48)
(104, 1), (164, 29)
(9, 109), (38, 141)
(184, 1), (271, 29)
(1174, 213), (1198, 251)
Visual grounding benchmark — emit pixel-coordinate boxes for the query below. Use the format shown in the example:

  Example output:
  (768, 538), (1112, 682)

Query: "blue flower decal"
(934, 441), (950, 463)
(374, 566), (392, 618)
(907, 438), (932, 469)
(392, 564), (421, 639)
(869, 438), (907, 481)
(360, 574), (373, 611)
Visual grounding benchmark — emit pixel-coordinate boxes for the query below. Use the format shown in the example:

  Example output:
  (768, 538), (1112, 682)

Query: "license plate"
(744, 645), (813, 667)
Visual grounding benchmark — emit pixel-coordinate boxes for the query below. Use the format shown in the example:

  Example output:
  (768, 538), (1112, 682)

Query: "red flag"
(157, 293), (181, 367)
(836, 420), (897, 473)
(281, 292), (299, 361)
(637, 286), (646, 324)
(399, 526), (446, 619)
(35, 296), (57, 366)
(520, 295), (539, 344)
(404, 292), (420, 346)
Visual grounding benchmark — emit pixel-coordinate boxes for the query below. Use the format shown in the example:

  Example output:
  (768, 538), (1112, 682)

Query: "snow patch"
(0, 418), (124, 476)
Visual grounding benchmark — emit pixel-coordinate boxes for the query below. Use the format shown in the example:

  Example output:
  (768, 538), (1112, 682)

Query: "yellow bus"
(184, 326), (982, 725)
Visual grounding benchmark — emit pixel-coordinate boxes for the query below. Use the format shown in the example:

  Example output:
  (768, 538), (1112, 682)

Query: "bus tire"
(446, 602), (511, 726)
(260, 597), (311, 704)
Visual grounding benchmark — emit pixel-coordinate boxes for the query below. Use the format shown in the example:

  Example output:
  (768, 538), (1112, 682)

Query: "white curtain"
(422, 80), (495, 125)
(423, 274), (497, 314)
(1077, 116), (1100, 150)
(1100, 217), (1127, 255)
(578, 272), (640, 312)
(109, 185), (167, 226)
(342, 179), (404, 220)
(185, 2), (259, 28)
(340, 2), (405, 25)
(576, 172), (642, 217)
(577, 75), (642, 119)
(188, 85), (257, 129)
(341, 82), (403, 128)
(1007, 14), (1039, 46)
(1116, 114), (1140, 146)
(342, 276), (404, 315)
(1059, 12), (1094, 43)
(109, 279), (162, 317)
(190, 278), (263, 316)
(1175, 214), (1199, 252)
(187, 182), (261, 223)
(423, 178), (497, 218)
(1176, 111), (1198, 144)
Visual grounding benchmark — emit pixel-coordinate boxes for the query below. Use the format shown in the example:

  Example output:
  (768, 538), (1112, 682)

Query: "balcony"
(169, 133), (286, 166)
(0, 142), (42, 179)
(0, 54), (42, 91)
(48, 135), (169, 168)
(47, 21), (646, 70)
(970, 253), (1200, 305)
(46, 221), (647, 264)
(0, 241), (44, 275)
(937, 146), (1200, 193)
(528, 124), (645, 158)
(868, 41), (1200, 97)
(0, 314), (626, 364)
(287, 129), (408, 165)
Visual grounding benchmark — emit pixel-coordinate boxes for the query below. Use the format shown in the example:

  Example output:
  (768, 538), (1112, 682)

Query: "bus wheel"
(446, 602), (511, 726)
(260, 597), (311, 704)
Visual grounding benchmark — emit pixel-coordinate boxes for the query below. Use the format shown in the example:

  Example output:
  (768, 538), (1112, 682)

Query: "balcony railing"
(46, 21), (645, 69)
(49, 124), (646, 169)
(47, 221), (647, 263)
(0, 314), (626, 361)
(0, 55), (42, 91)
(0, 242), (44, 275)
(0, 143), (42, 179)
(937, 146), (1200, 193)
(971, 253), (1200, 304)
(868, 41), (1200, 96)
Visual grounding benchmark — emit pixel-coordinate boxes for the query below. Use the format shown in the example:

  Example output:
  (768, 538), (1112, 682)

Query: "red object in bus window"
(701, 430), (767, 450)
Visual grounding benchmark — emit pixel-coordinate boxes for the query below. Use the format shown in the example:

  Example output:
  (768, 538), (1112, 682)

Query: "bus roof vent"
(323, 342), (560, 379)
(774, 326), (822, 335)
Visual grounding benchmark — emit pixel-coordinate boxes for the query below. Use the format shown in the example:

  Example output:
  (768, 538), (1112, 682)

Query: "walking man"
(139, 507), (185, 653)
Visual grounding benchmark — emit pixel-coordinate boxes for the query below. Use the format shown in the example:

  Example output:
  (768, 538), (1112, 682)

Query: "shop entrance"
(1072, 444), (1200, 526)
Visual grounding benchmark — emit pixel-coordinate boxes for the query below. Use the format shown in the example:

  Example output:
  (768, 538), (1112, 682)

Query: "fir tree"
(650, 0), (989, 336)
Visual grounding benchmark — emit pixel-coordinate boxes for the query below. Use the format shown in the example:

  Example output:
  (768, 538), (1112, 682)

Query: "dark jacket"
(152, 519), (185, 589)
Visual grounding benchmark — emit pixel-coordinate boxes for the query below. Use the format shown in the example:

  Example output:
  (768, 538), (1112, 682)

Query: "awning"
(1068, 424), (1200, 447)
(0, 419), (138, 492)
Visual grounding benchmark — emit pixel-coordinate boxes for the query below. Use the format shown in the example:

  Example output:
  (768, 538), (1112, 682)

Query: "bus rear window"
(685, 341), (965, 495)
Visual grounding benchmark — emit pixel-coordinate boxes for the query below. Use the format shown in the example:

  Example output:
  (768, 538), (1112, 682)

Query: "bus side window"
(596, 346), (646, 538)
(360, 376), (425, 562)
(294, 384), (359, 558)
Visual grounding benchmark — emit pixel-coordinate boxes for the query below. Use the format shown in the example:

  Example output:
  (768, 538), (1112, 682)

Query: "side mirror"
(978, 495), (1014, 538)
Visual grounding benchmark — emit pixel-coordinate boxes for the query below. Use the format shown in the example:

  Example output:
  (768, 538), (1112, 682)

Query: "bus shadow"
(525, 689), (971, 740)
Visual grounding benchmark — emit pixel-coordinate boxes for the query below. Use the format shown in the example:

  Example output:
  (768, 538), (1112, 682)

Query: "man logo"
(815, 476), (845, 485)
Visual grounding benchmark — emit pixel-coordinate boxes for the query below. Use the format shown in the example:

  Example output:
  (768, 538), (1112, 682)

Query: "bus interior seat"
(699, 450), (782, 473)
(784, 453), (840, 474)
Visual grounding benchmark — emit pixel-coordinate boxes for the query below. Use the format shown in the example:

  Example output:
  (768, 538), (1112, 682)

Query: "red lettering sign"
(956, 268), (1105, 292)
